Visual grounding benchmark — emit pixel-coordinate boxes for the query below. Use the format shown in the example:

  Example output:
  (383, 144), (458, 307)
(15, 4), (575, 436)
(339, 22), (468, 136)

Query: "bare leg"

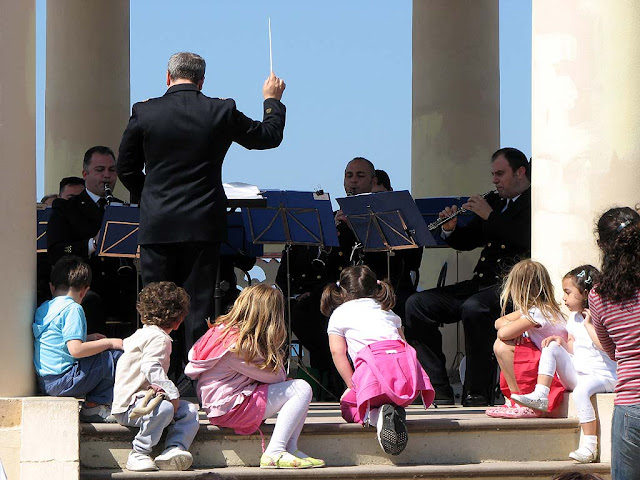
(582, 419), (597, 436)
(493, 339), (518, 393)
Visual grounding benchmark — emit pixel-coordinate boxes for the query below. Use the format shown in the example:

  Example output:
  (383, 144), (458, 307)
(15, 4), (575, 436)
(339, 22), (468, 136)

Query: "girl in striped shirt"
(589, 206), (640, 480)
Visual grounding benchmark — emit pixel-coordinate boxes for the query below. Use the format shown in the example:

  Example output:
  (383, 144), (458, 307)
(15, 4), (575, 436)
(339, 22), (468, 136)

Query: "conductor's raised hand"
(263, 72), (286, 100)
(463, 194), (493, 221)
(439, 205), (458, 232)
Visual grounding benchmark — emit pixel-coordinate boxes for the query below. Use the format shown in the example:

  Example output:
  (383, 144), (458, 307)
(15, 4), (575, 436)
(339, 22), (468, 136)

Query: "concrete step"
(80, 403), (585, 470)
(80, 461), (611, 480)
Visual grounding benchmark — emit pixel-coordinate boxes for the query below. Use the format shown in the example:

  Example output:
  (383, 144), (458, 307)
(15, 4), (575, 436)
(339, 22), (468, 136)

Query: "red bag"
(499, 338), (566, 412)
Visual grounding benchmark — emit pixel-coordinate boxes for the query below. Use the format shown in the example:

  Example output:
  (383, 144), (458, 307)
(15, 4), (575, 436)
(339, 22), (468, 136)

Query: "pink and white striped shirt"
(589, 289), (640, 405)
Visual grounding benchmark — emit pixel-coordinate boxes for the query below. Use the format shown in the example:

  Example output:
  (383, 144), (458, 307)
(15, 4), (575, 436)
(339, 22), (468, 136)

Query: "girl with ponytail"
(321, 265), (434, 456)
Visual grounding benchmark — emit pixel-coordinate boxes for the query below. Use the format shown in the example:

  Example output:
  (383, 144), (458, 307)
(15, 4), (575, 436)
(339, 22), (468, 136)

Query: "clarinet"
(104, 183), (114, 205)
(427, 191), (494, 231)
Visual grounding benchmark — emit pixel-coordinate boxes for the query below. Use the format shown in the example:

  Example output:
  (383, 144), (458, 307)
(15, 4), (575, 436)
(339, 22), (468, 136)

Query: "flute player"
(404, 148), (531, 407)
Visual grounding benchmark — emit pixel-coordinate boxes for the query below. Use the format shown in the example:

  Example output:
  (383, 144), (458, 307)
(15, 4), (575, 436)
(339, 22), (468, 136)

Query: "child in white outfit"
(512, 265), (617, 463)
(112, 282), (200, 472)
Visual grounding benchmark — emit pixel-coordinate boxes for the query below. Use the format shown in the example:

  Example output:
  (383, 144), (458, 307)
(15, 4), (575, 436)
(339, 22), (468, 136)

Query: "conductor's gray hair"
(167, 52), (206, 83)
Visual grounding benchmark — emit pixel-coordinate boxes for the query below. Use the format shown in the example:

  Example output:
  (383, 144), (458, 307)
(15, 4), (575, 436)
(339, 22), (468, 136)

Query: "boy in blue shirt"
(33, 255), (124, 422)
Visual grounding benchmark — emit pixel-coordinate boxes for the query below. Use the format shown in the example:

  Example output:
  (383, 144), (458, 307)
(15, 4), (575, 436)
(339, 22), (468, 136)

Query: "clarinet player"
(403, 147), (532, 407)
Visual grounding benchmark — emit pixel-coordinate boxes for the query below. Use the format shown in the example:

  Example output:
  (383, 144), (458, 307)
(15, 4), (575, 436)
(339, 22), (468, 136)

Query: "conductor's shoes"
(463, 393), (489, 407)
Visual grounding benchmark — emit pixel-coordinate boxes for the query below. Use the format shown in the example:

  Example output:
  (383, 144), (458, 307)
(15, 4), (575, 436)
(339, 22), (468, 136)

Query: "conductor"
(116, 52), (286, 379)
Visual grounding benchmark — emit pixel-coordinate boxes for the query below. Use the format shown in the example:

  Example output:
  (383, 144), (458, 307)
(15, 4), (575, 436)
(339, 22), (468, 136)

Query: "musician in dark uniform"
(47, 146), (136, 335)
(277, 158), (422, 397)
(116, 52), (286, 379)
(404, 147), (531, 407)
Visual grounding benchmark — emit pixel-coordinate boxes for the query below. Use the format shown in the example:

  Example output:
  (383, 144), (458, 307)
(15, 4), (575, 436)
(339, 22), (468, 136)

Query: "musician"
(277, 158), (422, 397)
(59, 176), (85, 200)
(372, 169), (393, 192)
(116, 52), (286, 380)
(404, 147), (531, 407)
(47, 146), (136, 334)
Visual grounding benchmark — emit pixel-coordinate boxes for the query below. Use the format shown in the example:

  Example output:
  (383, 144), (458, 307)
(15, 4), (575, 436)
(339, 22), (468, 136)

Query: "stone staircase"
(79, 401), (612, 480)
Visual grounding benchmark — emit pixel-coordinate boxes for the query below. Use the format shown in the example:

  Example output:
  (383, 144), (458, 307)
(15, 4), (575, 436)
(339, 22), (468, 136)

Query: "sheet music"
(223, 182), (263, 200)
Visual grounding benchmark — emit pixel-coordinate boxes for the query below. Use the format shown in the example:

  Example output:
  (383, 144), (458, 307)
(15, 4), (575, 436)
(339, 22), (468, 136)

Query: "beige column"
(531, 1), (640, 282)
(412, 0), (500, 287)
(45, 0), (130, 198)
(0, 1), (37, 397)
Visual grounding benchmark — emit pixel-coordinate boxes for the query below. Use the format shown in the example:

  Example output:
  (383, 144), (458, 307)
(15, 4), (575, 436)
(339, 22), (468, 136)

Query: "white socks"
(532, 384), (550, 398)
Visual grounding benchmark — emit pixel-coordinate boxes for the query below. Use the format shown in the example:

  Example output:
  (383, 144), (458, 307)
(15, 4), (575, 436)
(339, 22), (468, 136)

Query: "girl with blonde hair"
(490, 259), (568, 418)
(185, 284), (324, 469)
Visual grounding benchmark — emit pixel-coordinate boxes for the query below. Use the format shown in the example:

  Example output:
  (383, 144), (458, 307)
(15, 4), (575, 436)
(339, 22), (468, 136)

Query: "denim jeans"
(38, 349), (123, 404)
(612, 403), (640, 480)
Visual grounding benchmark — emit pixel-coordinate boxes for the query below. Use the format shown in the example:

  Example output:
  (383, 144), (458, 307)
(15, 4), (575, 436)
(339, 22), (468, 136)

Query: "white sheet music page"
(223, 182), (262, 199)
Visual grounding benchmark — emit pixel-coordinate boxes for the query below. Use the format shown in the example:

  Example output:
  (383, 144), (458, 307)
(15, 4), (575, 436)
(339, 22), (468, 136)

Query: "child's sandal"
(292, 450), (325, 468)
(259, 452), (313, 469)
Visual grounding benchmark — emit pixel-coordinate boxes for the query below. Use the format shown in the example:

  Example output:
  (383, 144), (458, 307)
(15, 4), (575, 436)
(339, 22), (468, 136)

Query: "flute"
(427, 191), (494, 231)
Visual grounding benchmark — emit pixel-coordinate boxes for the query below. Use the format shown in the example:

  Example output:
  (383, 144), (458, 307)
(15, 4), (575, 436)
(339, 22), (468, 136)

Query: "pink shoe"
(486, 403), (542, 419)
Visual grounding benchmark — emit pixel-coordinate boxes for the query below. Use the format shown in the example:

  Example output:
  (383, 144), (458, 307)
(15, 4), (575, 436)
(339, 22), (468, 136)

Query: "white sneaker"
(125, 451), (158, 471)
(79, 404), (117, 423)
(510, 393), (549, 412)
(155, 446), (193, 471)
(569, 445), (598, 463)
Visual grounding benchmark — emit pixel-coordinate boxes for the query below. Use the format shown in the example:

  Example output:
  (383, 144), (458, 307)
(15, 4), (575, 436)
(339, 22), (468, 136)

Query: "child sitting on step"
(33, 256), (123, 423)
(489, 259), (568, 418)
(321, 265), (434, 456)
(511, 265), (617, 463)
(185, 284), (324, 469)
(111, 282), (200, 472)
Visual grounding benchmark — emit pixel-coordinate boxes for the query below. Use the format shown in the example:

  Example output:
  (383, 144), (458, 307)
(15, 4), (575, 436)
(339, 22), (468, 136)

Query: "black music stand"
(36, 205), (52, 253)
(242, 190), (339, 374)
(336, 191), (434, 280)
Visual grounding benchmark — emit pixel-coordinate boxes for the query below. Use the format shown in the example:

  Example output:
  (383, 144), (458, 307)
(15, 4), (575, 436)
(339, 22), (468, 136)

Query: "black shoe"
(377, 404), (408, 456)
(433, 384), (455, 406)
(463, 393), (489, 407)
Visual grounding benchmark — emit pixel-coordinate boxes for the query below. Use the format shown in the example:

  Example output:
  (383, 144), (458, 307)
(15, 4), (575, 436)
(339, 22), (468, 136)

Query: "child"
(185, 284), (324, 469)
(111, 282), (200, 472)
(33, 255), (123, 423)
(490, 259), (568, 417)
(321, 265), (434, 456)
(511, 265), (616, 463)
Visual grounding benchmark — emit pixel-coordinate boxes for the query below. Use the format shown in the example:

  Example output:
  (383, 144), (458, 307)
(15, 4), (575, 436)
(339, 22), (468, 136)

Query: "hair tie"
(335, 281), (340, 287)
(376, 280), (381, 285)
(616, 219), (633, 233)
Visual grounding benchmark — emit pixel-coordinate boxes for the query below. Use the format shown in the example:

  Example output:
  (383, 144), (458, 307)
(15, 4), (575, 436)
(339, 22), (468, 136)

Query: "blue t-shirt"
(33, 296), (87, 376)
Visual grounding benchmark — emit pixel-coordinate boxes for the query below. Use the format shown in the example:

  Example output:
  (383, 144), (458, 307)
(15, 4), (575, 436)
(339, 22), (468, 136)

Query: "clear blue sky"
(36, 0), (531, 203)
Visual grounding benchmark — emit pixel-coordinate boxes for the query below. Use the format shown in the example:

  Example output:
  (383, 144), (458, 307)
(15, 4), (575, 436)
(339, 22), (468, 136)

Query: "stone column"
(0, 1), (37, 398)
(412, 0), (500, 287)
(412, 1), (500, 368)
(531, 1), (640, 282)
(45, 0), (130, 198)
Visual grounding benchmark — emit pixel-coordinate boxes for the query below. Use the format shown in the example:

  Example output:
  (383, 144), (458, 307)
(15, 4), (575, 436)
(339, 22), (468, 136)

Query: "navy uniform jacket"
(47, 189), (122, 262)
(116, 83), (286, 245)
(446, 187), (531, 287)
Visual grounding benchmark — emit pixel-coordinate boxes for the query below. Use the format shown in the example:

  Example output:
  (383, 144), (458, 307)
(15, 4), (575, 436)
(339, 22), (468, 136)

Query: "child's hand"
(86, 333), (106, 341)
(110, 338), (124, 350)
(541, 335), (564, 348)
(583, 310), (593, 324)
(171, 398), (180, 414)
